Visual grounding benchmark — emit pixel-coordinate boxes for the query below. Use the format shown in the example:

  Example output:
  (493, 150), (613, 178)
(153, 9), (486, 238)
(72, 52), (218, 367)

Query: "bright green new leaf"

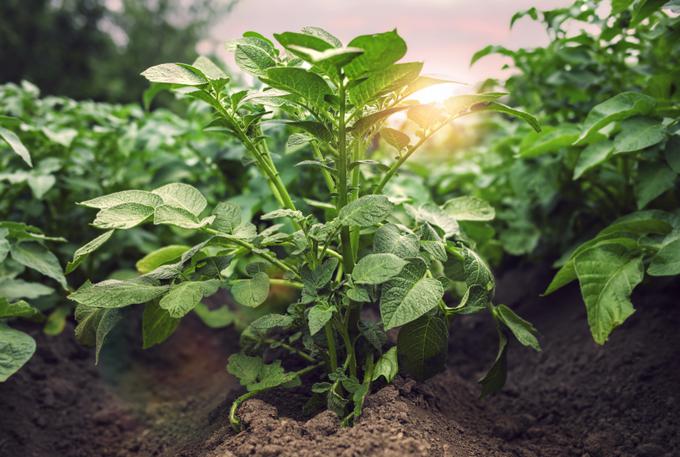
(574, 244), (644, 344)
(380, 128), (410, 151)
(66, 230), (114, 274)
(373, 223), (420, 258)
(443, 196), (495, 221)
(0, 298), (42, 320)
(153, 183), (207, 217)
(93, 203), (155, 230)
(44, 305), (70, 336)
(192, 56), (228, 81)
(136, 245), (189, 274)
(141, 63), (207, 86)
(153, 205), (215, 229)
(348, 62), (423, 106)
(227, 353), (300, 392)
(0, 126), (32, 167)
(397, 311), (448, 381)
(212, 202), (242, 234)
(69, 279), (169, 308)
(308, 302), (334, 336)
(10, 241), (67, 289)
(380, 258), (444, 329)
(194, 303), (235, 329)
(372, 346), (398, 383)
(231, 272), (270, 308)
(352, 253), (408, 285)
(444, 92), (506, 115)
(264, 67), (331, 108)
(338, 195), (393, 227)
(159, 280), (221, 318)
(574, 92), (656, 145)
(233, 38), (277, 77)
(80, 190), (163, 209)
(0, 323), (36, 382)
(344, 30), (407, 79)
(301, 258), (338, 291)
(648, 236), (680, 276)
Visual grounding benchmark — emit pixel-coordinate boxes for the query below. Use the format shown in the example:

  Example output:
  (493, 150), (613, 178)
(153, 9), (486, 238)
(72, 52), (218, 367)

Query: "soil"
(1, 265), (678, 457)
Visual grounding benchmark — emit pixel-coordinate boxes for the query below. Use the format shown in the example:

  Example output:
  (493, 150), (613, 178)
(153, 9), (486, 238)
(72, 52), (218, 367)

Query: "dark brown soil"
(1, 267), (678, 457)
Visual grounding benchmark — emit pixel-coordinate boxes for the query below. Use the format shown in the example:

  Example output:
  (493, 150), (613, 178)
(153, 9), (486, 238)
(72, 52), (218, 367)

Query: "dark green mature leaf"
(141, 63), (207, 86)
(373, 224), (420, 258)
(380, 258), (444, 329)
(574, 244), (644, 344)
(665, 136), (680, 173)
(242, 313), (294, 341)
(350, 106), (410, 136)
(573, 140), (614, 179)
(348, 62), (423, 106)
(70, 280), (169, 308)
(420, 223), (447, 262)
(264, 67), (331, 108)
(302, 258), (338, 291)
(344, 30), (407, 79)
(397, 310), (448, 381)
(159, 280), (221, 318)
(353, 253), (407, 285)
(574, 92), (656, 145)
(231, 272), (270, 308)
(0, 323), (36, 382)
(648, 236), (680, 276)
(372, 346), (398, 383)
(308, 301), (334, 336)
(519, 125), (580, 158)
(443, 196), (495, 221)
(479, 327), (507, 397)
(0, 298), (42, 320)
(613, 117), (666, 154)
(338, 195), (393, 227)
(0, 279), (53, 301)
(142, 301), (179, 349)
(44, 305), (70, 336)
(495, 304), (540, 351)
(406, 203), (459, 238)
(634, 161), (677, 209)
(212, 202), (242, 234)
(10, 242), (67, 289)
(0, 126), (32, 167)
(74, 304), (123, 363)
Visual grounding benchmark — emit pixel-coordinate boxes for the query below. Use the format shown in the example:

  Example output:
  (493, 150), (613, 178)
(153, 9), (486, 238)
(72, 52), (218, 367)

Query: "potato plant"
(67, 28), (542, 427)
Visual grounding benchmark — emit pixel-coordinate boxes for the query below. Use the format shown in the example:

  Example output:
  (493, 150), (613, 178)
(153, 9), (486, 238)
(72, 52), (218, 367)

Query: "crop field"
(0, 1), (679, 456)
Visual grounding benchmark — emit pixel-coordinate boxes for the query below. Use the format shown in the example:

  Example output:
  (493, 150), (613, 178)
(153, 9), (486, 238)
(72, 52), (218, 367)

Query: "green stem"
(336, 81), (355, 273)
(312, 143), (337, 194)
(268, 278), (303, 289)
(325, 322), (338, 372)
(262, 338), (316, 362)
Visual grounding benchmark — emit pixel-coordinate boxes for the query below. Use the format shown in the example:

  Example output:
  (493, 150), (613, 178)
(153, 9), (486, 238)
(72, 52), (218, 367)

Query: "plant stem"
(262, 338), (316, 362)
(336, 81), (355, 273)
(312, 142), (337, 194)
(325, 322), (338, 372)
(268, 278), (303, 289)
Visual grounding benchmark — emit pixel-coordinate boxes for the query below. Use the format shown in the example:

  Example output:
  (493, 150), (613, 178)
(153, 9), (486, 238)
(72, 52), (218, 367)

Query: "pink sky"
(203, 0), (569, 85)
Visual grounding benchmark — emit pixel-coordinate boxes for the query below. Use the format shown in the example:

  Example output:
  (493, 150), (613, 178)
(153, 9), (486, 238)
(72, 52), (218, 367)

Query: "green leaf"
(136, 245), (190, 274)
(444, 92), (506, 115)
(92, 203), (155, 230)
(338, 195), (393, 227)
(420, 223), (447, 262)
(348, 62), (423, 106)
(397, 311), (448, 381)
(478, 102), (541, 132)
(519, 125), (580, 158)
(194, 303), (235, 328)
(613, 117), (666, 154)
(470, 44), (514, 66)
(10, 242), (67, 289)
(479, 327), (507, 397)
(192, 56), (228, 81)
(495, 304), (540, 351)
(227, 353), (299, 392)
(27, 174), (55, 199)
(44, 305), (70, 336)
(288, 46), (364, 69)
(142, 301), (179, 349)
(69, 280), (169, 309)
(380, 258), (444, 330)
(66, 230), (114, 274)
(0, 126), (32, 167)
(443, 196), (495, 221)
(212, 202), (242, 234)
(261, 209), (304, 221)
(231, 272), (270, 308)
(664, 136), (680, 173)
(0, 279), (53, 301)
(141, 63), (207, 86)
(573, 140), (614, 179)
(159, 280), (221, 319)
(648, 236), (680, 276)
(153, 183), (207, 217)
(407, 104), (447, 128)
(74, 304), (123, 364)
(233, 38), (277, 77)
(406, 203), (459, 238)
(0, 298), (43, 320)
(301, 26), (342, 47)
(380, 128), (410, 151)
(0, 323), (36, 382)
(373, 223), (420, 258)
(372, 346), (398, 383)
(574, 244), (644, 344)
(264, 67), (331, 108)
(344, 30), (407, 79)
(301, 258), (338, 291)
(79, 190), (163, 209)
(352, 253), (408, 285)
(286, 132), (311, 154)
(242, 314), (294, 341)
(308, 301), (334, 336)
(574, 92), (656, 145)
(634, 161), (677, 209)
(350, 106), (410, 136)
(153, 205), (215, 229)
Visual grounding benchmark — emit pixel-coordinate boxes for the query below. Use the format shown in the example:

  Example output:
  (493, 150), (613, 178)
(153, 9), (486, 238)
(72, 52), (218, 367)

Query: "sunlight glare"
(408, 84), (459, 105)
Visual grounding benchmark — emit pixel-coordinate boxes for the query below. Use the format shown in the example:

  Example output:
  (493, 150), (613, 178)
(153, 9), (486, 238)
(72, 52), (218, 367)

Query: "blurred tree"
(0, 0), (236, 103)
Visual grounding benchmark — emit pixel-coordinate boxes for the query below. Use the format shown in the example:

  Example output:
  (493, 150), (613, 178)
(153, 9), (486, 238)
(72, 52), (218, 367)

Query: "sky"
(201, 0), (571, 94)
